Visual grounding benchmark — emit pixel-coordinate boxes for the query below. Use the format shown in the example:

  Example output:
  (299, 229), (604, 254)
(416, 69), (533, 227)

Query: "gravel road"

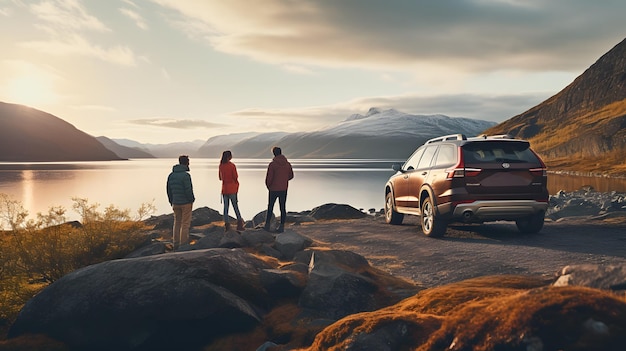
(294, 215), (626, 288)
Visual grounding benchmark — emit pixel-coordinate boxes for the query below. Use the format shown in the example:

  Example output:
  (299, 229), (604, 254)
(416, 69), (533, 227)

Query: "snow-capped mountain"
(194, 108), (496, 158)
(112, 109), (496, 159)
(316, 107), (494, 137)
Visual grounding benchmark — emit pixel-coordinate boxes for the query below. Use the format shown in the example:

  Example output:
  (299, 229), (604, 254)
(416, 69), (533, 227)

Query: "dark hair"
(178, 155), (189, 165)
(220, 150), (232, 164)
(272, 146), (282, 156)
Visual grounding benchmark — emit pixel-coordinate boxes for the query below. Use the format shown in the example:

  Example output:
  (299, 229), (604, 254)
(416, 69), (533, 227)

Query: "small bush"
(0, 194), (155, 340)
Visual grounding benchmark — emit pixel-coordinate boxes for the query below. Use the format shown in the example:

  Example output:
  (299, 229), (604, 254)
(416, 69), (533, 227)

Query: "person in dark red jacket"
(264, 146), (294, 233)
(219, 150), (245, 231)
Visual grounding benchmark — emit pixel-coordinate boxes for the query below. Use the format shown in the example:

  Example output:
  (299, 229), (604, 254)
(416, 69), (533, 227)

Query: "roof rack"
(425, 134), (467, 144)
(474, 134), (514, 140)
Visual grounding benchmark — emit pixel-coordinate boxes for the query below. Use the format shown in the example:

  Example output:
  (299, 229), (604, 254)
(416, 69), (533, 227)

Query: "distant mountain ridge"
(113, 139), (206, 158)
(0, 102), (122, 162)
(195, 108), (496, 159)
(486, 37), (626, 176)
(96, 136), (155, 159)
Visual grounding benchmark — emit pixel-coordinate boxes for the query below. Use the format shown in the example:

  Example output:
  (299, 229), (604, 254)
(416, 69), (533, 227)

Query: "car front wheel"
(516, 212), (544, 234)
(421, 196), (446, 237)
(385, 192), (404, 225)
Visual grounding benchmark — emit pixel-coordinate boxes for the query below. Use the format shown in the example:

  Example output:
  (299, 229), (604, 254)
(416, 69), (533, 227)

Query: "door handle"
(421, 172), (427, 176)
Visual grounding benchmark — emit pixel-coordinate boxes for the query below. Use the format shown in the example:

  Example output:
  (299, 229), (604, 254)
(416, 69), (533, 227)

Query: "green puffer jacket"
(166, 164), (195, 205)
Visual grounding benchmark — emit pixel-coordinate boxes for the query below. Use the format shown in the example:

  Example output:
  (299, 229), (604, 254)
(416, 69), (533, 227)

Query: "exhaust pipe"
(463, 210), (473, 221)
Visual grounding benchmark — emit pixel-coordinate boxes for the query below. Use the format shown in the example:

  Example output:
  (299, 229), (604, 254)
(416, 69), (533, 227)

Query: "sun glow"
(6, 74), (59, 107)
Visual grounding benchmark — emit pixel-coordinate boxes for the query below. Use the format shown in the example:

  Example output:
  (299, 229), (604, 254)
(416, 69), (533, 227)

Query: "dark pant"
(267, 190), (287, 225)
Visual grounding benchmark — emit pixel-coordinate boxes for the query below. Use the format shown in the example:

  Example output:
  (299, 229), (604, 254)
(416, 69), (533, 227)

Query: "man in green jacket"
(166, 155), (195, 248)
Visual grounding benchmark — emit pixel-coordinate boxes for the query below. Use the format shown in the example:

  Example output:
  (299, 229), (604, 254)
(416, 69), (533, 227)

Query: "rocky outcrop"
(309, 203), (368, 220)
(547, 188), (626, 220)
(8, 228), (418, 350)
(305, 275), (626, 351)
(7, 200), (626, 350)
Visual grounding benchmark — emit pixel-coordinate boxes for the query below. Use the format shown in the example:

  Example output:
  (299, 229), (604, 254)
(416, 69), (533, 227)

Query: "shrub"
(0, 194), (155, 339)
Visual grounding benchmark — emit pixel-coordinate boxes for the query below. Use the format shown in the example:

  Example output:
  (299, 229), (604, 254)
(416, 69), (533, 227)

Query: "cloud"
(227, 92), (549, 132)
(119, 7), (148, 30)
(30, 0), (110, 32)
(21, 0), (138, 66)
(128, 118), (225, 130)
(149, 0), (626, 74)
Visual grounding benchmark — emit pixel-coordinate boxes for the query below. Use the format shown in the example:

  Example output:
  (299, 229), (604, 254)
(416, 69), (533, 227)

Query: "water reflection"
(548, 173), (626, 193)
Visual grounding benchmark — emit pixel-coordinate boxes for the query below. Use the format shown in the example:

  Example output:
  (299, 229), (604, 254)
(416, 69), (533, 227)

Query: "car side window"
(434, 144), (456, 167)
(404, 148), (425, 170)
(417, 146), (437, 169)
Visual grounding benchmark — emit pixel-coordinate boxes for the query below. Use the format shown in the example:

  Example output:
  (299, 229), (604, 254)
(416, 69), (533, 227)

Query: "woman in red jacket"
(219, 150), (245, 231)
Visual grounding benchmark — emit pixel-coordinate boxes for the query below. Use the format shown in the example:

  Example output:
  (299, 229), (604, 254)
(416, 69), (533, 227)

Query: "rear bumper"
(452, 200), (548, 221)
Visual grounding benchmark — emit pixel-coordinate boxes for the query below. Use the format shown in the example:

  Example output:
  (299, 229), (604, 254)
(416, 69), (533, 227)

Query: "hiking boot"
(277, 224), (284, 233)
(224, 222), (231, 232)
(236, 219), (245, 231)
(263, 223), (271, 232)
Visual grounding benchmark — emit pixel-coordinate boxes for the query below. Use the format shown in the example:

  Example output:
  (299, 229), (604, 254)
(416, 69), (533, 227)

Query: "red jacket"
(219, 161), (239, 195)
(265, 155), (294, 191)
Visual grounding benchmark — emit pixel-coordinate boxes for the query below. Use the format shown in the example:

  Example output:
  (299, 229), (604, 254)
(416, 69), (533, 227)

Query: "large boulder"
(309, 203), (367, 220)
(8, 249), (273, 351)
(7, 228), (420, 351)
(274, 230), (313, 259)
(294, 250), (418, 321)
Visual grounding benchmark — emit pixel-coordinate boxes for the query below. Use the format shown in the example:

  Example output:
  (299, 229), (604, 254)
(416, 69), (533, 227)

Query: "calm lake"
(1, 158), (626, 225)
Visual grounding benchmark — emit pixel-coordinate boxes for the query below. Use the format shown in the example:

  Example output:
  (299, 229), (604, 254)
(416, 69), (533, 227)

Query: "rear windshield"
(462, 141), (540, 164)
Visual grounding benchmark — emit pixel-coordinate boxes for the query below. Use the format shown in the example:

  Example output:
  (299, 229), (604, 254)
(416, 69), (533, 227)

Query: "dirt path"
(293, 215), (626, 288)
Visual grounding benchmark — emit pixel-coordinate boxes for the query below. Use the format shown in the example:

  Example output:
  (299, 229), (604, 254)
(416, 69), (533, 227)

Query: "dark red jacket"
(265, 155), (294, 191)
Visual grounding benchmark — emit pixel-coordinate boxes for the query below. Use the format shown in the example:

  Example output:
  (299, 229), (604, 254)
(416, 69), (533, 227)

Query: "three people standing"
(219, 150), (245, 231)
(166, 146), (293, 244)
(264, 146), (294, 233)
(166, 155), (195, 248)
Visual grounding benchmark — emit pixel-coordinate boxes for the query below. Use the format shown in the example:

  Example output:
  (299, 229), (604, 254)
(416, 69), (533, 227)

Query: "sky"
(2, 0), (626, 144)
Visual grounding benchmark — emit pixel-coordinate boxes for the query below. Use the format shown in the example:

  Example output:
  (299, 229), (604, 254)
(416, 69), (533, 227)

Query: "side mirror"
(392, 163), (402, 172)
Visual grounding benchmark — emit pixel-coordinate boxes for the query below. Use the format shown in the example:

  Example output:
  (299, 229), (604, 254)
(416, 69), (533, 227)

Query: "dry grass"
(301, 275), (626, 351)
(486, 99), (626, 176)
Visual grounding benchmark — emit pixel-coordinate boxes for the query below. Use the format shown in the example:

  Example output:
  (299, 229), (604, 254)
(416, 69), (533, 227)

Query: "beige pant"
(172, 203), (193, 247)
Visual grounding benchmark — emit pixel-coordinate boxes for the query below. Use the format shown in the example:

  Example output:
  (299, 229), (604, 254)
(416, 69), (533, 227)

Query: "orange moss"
(419, 285), (626, 351)
(299, 275), (626, 351)
(0, 334), (68, 351)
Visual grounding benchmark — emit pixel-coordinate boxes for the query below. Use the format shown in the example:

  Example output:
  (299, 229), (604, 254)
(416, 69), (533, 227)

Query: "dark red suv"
(384, 134), (548, 237)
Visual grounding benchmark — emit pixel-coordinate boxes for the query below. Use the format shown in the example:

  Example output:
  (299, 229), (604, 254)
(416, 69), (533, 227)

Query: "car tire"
(516, 212), (544, 234)
(385, 192), (404, 225)
(421, 196), (446, 237)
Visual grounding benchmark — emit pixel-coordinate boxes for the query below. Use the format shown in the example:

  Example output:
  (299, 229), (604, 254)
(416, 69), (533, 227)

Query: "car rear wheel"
(385, 192), (404, 224)
(421, 196), (446, 237)
(515, 212), (545, 234)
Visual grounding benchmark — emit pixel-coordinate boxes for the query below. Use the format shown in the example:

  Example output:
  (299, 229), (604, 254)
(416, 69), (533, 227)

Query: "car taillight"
(529, 149), (547, 177)
(446, 146), (481, 178)
(529, 168), (547, 177)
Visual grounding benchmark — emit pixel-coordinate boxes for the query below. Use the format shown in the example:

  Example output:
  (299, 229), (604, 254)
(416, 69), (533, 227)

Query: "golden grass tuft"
(300, 275), (626, 351)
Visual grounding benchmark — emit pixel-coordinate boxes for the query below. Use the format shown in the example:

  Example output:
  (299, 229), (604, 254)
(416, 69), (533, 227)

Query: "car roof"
(424, 134), (527, 146)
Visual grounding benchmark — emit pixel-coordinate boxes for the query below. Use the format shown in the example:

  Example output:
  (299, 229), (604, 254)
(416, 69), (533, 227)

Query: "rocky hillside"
(485, 37), (626, 176)
(0, 102), (123, 162)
